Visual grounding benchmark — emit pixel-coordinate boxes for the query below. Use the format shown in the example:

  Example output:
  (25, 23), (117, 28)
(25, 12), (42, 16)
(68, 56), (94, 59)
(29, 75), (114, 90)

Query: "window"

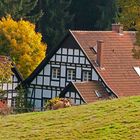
(52, 68), (60, 79)
(83, 71), (91, 81)
(67, 69), (75, 81)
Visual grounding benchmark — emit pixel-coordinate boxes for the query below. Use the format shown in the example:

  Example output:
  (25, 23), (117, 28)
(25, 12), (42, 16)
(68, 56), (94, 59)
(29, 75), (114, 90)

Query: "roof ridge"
(70, 30), (136, 34)
(71, 30), (113, 33)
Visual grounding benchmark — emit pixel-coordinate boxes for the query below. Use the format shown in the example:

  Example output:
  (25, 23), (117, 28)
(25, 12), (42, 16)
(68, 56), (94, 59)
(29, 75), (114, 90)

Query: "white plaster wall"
(56, 55), (61, 62)
(43, 90), (51, 98)
(68, 56), (73, 63)
(61, 66), (66, 77)
(76, 67), (81, 78)
(51, 81), (59, 87)
(68, 49), (73, 55)
(13, 82), (18, 89)
(32, 78), (36, 84)
(57, 91), (60, 96)
(52, 90), (56, 98)
(74, 57), (79, 63)
(51, 64), (60, 68)
(82, 68), (91, 71)
(40, 70), (43, 75)
(76, 93), (80, 98)
(86, 59), (90, 65)
(37, 76), (43, 85)
(12, 93), (17, 97)
(44, 64), (50, 75)
(57, 48), (61, 54)
(62, 55), (67, 62)
(7, 93), (12, 98)
(28, 88), (33, 97)
(76, 99), (80, 105)
(44, 77), (50, 85)
(80, 57), (85, 64)
(35, 100), (41, 109)
(71, 92), (75, 98)
(8, 83), (12, 90)
(13, 76), (18, 82)
(2, 83), (8, 90)
(62, 48), (67, 54)
(35, 89), (42, 98)
(51, 56), (55, 61)
(65, 92), (70, 97)
(80, 51), (84, 56)
(7, 100), (11, 107)
(60, 78), (65, 87)
(74, 49), (79, 55)
(92, 69), (98, 80)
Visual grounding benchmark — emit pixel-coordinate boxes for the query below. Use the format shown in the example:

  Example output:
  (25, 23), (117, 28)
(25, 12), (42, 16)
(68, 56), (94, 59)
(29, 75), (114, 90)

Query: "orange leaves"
(0, 16), (46, 78)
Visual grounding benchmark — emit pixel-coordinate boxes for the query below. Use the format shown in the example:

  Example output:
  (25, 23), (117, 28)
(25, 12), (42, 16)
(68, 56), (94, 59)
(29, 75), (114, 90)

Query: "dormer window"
(133, 67), (140, 76)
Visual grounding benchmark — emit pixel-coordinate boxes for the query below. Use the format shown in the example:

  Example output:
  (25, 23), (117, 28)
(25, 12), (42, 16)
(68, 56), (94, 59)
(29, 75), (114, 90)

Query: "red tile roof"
(71, 30), (140, 97)
(73, 81), (110, 103)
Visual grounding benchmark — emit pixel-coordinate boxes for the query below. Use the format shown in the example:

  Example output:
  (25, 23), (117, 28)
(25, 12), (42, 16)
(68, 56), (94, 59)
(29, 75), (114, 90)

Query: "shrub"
(45, 97), (72, 110)
(0, 100), (12, 116)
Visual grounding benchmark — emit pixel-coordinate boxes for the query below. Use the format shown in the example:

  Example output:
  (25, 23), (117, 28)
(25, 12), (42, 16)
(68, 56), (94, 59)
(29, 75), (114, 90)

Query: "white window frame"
(67, 69), (75, 81)
(83, 71), (91, 81)
(52, 68), (60, 79)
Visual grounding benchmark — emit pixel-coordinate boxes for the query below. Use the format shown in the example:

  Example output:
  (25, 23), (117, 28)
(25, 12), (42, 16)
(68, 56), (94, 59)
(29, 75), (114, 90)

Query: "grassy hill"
(0, 96), (140, 140)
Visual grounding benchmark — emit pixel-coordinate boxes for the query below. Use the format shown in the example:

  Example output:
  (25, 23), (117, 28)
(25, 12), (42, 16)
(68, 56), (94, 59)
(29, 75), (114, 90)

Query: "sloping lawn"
(0, 96), (140, 140)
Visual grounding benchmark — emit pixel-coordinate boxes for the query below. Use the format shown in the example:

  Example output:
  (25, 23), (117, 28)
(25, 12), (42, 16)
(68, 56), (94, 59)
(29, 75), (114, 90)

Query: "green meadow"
(0, 96), (140, 140)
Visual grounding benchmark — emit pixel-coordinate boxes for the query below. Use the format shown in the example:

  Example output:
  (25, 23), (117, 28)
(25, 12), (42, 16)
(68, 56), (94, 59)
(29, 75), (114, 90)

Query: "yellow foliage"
(117, 0), (140, 30)
(0, 57), (13, 83)
(0, 16), (46, 78)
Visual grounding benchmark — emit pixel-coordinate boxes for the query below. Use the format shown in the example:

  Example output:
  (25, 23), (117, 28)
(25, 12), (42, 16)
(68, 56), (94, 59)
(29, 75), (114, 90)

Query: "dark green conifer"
(0, 0), (42, 23)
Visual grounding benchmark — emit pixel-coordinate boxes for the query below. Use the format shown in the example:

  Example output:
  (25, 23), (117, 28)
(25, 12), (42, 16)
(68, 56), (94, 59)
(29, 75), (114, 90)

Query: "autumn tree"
(117, 0), (140, 58)
(0, 16), (46, 78)
(0, 56), (13, 98)
(116, 0), (140, 30)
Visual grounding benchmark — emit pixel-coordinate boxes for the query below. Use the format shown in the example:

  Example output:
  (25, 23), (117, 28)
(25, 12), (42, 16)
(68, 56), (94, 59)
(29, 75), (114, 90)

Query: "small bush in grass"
(0, 101), (12, 116)
(45, 97), (72, 110)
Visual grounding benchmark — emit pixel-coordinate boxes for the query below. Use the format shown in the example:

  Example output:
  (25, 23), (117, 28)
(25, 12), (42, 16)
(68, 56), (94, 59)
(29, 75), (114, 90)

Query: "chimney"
(97, 40), (104, 67)
(112, 23), (123, 34)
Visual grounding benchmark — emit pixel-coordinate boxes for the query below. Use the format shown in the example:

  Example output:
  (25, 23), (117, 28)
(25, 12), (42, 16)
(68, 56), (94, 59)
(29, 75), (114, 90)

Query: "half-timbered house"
(0, 56), (23, 107)
(22, 24), (140, 110)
